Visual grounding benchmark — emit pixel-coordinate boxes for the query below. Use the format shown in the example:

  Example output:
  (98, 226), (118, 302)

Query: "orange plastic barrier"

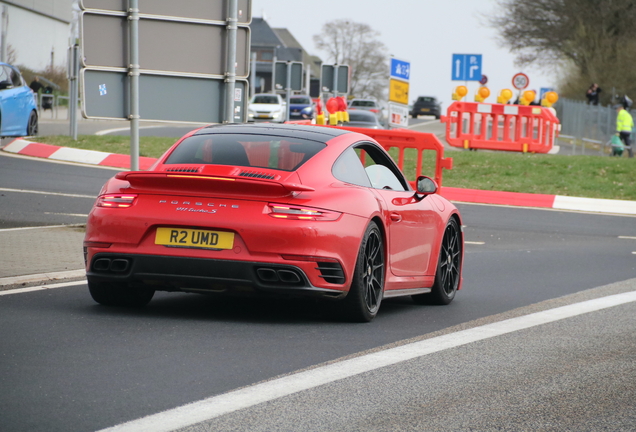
(440, 101), (560, 153)
(330, 126), (453, 187)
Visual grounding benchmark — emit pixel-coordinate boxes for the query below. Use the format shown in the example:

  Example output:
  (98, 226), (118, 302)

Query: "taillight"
(369, 108), (379, 113)
(96, 194), (138, 208)
(267, 203), (341, 221)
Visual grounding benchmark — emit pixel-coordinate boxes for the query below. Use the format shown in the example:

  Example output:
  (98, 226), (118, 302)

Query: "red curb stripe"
(18, 143), (61, 158)
(440, 187), (556, 208)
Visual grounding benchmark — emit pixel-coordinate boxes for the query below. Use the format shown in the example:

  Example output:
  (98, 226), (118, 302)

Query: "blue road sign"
(390, 58), (410, 81)
(540, 87), (554, 100)
(451, 54), (482, 81)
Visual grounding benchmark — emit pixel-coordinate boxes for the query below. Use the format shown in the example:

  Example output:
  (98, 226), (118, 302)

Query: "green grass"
(34, 135), (636, 201)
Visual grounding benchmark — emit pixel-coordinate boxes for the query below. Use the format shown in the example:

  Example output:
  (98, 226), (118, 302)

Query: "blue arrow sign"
(390, 58), (410, 81)
(451, 54), (482, 81)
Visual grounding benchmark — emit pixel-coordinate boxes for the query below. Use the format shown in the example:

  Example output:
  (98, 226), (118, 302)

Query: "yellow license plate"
(155, 228), (234, 250)
(420, 108), (430, 112)
(258, 114), (270, 118)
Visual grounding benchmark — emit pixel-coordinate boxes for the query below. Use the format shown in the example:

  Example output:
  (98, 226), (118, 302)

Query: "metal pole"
(271, 52), (277, 94)
(225, 0), (237, 123)
(69, 45), (79, 140)
(1, 5), (7, 63)
(333, 65), (338, 99)
(250, 51), (256, 98)
(285, 63), (291, 122)
(128, 0), (140, 171)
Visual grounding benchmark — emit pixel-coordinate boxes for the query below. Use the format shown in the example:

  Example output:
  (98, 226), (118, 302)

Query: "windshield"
(290, 97), (311, 104)
(165, 134), (326, 171)
(350, 100), (377, 108)
(252, 95), (280, 104)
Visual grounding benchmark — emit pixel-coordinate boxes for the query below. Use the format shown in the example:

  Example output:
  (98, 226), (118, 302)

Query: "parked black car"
(411, 96), (441, 119)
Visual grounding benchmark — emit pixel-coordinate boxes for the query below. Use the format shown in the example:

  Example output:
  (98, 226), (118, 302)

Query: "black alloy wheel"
(342, 221), (385, 322)
(88, 281), (155, 307)
(27, 110), (38, 136)
(413, 217), (462, 305)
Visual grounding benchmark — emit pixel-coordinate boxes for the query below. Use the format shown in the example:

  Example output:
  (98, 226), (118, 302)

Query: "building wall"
(1, 0), (72, 70)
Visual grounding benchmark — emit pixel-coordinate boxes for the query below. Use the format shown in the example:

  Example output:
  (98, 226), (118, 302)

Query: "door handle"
(390, 213), (402, 222)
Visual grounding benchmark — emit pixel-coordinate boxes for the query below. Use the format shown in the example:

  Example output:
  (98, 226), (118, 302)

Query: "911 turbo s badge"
(159, 199), (239, 214)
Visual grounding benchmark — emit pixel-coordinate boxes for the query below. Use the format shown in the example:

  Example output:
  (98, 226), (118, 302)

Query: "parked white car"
(248, 94), (286, 123)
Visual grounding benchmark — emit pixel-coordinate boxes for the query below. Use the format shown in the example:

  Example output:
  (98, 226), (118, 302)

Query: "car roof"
(347, 110), (378, 120)
(194, 123), (350, 141)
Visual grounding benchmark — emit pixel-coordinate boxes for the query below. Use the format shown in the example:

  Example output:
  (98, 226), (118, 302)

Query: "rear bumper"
(86, 253), (346, 299)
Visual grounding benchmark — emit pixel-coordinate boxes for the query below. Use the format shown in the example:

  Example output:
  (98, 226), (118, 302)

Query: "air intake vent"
(166, 167), (201, 173)
(316, 262), (345, 285)
(239, 170), (276, 180)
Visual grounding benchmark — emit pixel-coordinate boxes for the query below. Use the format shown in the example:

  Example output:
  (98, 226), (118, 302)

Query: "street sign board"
(388, 102), (409, 128)
(80, 0), (253, 24)
(389, 78), (409, 105)
(275, 61), (303, 91)
(539, 87), (554, 100)
(320, 64), (349, 94)
(81, 12), (250, 78)
(82, 69), (247, 123)
(512, 72), (529, 90)
(390, 58), (410, 81)
(451, 54), (482, 81)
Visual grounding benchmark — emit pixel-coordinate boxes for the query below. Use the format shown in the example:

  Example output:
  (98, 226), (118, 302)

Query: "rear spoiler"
(115, 171), (314, 197)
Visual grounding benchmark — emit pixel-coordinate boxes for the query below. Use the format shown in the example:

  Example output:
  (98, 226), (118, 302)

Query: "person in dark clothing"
(29, 76), (44, 93)
(586, 83), (601, 105)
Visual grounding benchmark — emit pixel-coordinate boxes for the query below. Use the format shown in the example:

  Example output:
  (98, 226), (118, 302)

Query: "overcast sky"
(250, 0), (556, 107)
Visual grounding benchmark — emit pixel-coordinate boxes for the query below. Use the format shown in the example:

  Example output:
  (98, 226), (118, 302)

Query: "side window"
(0, 67), (11, 90)
(355, 143), (409, 191)
(332, 147), (372, 187)
(9, 68), (21, 87)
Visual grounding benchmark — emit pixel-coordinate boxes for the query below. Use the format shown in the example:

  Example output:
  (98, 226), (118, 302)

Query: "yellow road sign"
(389, 79), (409, 105)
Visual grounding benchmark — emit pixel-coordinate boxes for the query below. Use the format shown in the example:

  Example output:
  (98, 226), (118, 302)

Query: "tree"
(489, 0), (636, 103)
(313, 19), (389, 101)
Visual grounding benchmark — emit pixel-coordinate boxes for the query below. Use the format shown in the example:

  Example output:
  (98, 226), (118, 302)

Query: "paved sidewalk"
(0, 225), (86, 289)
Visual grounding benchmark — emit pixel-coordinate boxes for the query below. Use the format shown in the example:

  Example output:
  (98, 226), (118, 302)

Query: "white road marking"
(44, 212), (89, 217)
(619, 236), (636, 240)
(0, 280), (85, 296)
(465, 241), (485, 245)
(0, 224), (84, 232)
(0, 187), (95, 199)
(95, 125), (165, 136)
(97, 290), (636, 432)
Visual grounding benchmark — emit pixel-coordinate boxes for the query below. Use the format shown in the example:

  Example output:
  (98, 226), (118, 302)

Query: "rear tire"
(341, 221), (385, 322)
(413, 218), (462, 305)
(88, 281), (155, 307)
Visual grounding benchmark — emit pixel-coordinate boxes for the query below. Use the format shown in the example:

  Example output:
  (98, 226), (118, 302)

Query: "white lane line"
(619, 236), (636, 240)
(97, 290), (636, 432)
(95, 125), (165, 136)
(44, 212), (89, 217)
(0, 187), (95, 199)
(0, 280), (86, 296)
(465, 241), (485, 245)
(0, 224), (84, 232)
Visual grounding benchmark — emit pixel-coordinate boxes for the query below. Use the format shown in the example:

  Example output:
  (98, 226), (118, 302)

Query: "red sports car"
(84, 123), (463, 322)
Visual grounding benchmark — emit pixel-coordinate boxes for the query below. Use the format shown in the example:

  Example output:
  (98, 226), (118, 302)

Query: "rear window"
(252, 95), (279, 104)
(417, 97), (435, 103)
(348, 111), (377, 122)
(165, 134), (326, 171)
(350, 100), (377, 108)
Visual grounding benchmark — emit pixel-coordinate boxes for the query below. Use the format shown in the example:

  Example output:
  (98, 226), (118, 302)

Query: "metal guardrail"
(37, 93), (71, 120)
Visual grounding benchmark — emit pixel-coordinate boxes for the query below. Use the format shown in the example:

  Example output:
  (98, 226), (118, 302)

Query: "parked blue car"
(288, 95), (314, 120)
(0, 63), (38, 137)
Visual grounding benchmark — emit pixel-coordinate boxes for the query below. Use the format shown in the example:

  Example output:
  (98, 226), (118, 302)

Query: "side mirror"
(0, 81), (12, 90)
(416, 176), (438, 195)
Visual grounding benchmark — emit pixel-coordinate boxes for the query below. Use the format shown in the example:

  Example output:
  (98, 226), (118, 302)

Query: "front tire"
(342, 221), (385, 322)
(88, 281), (155, 307)
(413, 217), (462, 305)
(26, 110), (38, 136)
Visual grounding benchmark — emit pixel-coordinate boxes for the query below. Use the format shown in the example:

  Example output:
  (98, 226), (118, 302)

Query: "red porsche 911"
(84, 123), (463, 322)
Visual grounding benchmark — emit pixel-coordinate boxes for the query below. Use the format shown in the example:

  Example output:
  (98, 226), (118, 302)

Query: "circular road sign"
(512, 72), (529, 90)
(480, 74), (488, 85)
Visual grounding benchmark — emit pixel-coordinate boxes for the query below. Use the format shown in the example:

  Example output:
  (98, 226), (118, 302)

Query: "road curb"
(3, 139), (635, 216)
(0, 269), (86, 290)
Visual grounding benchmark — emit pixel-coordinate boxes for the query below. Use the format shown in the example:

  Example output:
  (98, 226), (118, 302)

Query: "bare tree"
(489, 0), (636, 103)
(313, 19), (389, 101)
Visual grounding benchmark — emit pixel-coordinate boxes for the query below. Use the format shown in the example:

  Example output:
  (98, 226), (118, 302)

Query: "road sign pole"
(333, 65), (338, 99)
(285, 62), (291, 122)
(128, 0), (140, 171)
(224, 0), (237, 124)
(250, 51), (256, 98)
(68, 45), (80, 140)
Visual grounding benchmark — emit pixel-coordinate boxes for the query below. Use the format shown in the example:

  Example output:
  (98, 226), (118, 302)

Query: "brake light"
(96, 194), (138, 208)
(369, 108), (379, 113)
(267, 203), (341, 221)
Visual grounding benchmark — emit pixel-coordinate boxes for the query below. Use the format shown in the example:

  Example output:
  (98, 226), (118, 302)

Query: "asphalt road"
(1, 140), (635, 431)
